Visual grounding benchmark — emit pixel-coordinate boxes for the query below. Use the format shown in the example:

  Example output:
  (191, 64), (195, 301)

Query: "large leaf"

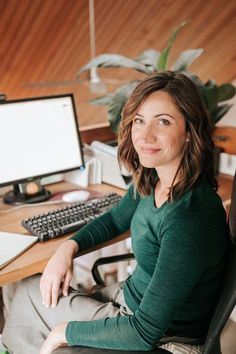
(157, 20), (190, 70)
(89, 94), (113, 106)
(217, 83), (236, 102)
(135, 49), (160, 71)
(202, 85), (219, 113)
(108, 81), (140, 132)
(211, 104), (232, 124)
(78, 54), (152, 75)
(171, 49), (204, 72)
(181, 71), (204, 86)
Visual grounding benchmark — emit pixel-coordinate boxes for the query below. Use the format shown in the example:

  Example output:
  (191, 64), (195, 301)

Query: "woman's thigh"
(2, 274), (129, 354)
(4, 274), (128, 329)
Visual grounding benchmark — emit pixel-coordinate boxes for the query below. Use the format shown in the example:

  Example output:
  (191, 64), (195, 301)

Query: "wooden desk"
(0, 175), (233, 286)
(0, 182), (128, 286)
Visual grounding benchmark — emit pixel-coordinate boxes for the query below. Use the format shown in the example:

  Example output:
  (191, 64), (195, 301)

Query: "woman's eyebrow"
(154, 113), (175, 119)
(135, 112), (175, 119)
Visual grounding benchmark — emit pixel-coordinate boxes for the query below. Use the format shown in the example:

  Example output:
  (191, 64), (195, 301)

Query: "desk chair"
(55, 172), (236, 354)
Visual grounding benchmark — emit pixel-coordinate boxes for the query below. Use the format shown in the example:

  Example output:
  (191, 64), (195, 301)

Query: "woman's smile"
(140, 146), (162, 154)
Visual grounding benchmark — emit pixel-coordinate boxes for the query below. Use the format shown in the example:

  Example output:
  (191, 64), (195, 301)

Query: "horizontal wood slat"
(0, 0), (235, 127)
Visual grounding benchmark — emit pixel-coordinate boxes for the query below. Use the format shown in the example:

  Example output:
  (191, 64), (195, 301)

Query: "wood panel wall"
(0, 0), (235, 128)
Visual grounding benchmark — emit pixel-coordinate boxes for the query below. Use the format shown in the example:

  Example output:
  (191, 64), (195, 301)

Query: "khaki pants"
(2, 275), (131, 354)
(2, 274), (203, 354)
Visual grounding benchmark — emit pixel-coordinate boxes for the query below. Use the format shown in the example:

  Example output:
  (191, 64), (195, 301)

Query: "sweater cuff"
(65, 321), (76, 345)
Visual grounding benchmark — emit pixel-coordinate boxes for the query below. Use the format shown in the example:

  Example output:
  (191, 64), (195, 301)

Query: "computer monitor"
(0, 94), (84, 204)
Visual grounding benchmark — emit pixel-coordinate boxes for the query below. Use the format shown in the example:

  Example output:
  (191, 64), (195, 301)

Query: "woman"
(2, 71), (228, 354)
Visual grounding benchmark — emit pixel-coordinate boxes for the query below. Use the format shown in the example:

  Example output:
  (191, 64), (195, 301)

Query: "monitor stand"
(3, 180), (51, 205)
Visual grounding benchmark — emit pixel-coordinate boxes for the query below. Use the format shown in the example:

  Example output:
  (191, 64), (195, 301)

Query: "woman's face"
(131, 91), (188, 172)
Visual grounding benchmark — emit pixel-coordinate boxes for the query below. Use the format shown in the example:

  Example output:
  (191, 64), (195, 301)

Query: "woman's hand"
(39, 322), (68, 354)
(40, 239), (79, 308)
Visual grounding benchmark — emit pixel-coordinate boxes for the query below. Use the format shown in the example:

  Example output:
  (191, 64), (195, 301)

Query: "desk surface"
(0, 175), (233, 286)
(0, 182), (128, 286)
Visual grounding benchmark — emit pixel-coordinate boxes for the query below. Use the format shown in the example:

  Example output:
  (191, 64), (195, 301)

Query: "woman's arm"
(40, 185), (139, 309)
(70, 185), (139, 251)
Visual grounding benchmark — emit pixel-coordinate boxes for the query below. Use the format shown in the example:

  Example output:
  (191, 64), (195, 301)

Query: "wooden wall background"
(0, 0), (235, 128)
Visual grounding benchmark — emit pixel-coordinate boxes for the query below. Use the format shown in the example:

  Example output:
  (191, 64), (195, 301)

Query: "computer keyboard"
(22, 193), (122, 242)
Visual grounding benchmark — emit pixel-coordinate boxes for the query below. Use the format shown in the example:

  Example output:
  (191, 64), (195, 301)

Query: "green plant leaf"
(135, 49), (160, 71)
(202, 85), (219, 113)
(78, 54), (152, 75)
(211, 104), (232, 124)
(217, 83), (236, 102)
(171, 49), (204, 72)
(157, 20), (190, 70)
(181, 71), (204, 86)
(108, 81), (140, 132)
(89, 94), (113, 106)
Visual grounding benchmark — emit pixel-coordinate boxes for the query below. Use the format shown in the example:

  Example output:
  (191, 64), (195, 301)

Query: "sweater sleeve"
(65, 208), (219, 351)
(70, 185), (139, 252)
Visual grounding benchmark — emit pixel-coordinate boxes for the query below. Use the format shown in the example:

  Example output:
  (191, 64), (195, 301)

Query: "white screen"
(0, 95), (84, 185)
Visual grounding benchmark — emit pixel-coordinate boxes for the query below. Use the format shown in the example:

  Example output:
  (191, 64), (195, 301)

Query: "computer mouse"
(62, 190), (90, 203)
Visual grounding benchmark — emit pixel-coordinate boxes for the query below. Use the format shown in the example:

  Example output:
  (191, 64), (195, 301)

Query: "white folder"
(0, 232), (38, 269)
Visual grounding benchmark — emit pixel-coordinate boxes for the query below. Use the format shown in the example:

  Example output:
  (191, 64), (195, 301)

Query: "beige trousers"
(2, 275), (131, 354)
(2, 274), (203, 354)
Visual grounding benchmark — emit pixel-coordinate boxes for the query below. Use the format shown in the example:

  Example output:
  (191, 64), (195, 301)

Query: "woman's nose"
(139, 124), (156, 143)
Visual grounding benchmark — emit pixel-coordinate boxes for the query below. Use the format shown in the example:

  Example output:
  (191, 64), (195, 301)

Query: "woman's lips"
(140, 147), (161, 154)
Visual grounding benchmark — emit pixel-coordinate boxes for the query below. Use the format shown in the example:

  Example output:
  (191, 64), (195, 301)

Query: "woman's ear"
(185, 132), (190, 142)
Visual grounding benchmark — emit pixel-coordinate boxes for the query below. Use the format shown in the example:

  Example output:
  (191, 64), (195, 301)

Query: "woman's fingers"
(62, 269), (72, 297)
(51, 278), (62, 308)
(44, 279), (53, 308)
(40, 276), (48, 306)
(41, 276), (63, 308)
(40, 322), (68, 354)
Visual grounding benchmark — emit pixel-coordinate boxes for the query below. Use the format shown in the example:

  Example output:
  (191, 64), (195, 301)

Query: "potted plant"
(77, 21), (236, 134)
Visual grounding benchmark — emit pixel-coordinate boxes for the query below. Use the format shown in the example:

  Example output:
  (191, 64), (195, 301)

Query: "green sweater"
(66, 180), (228, 351)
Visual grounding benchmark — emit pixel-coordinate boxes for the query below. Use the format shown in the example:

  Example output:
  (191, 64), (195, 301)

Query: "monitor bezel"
(0, 93), (85, 188)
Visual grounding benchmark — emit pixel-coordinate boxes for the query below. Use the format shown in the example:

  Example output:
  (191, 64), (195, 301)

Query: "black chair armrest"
(92, 253), (135, 286)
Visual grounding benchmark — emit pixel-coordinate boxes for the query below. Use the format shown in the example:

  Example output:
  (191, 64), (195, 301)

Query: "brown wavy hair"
(118, 71), (217, 199)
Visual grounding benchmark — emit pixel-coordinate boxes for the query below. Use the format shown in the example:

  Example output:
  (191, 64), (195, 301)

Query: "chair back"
(203, 171), (236, 354)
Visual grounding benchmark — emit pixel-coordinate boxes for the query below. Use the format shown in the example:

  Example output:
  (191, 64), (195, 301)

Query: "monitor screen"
(0, 94), (84, 204)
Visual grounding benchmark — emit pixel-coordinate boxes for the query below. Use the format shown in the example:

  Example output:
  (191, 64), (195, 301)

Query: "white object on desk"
(62, 190), (90, 203)
(65, 154), (102, 187)
(89, 141), (132, 190)
(219, 153), (236, 176)
(0, 232), (38, 269)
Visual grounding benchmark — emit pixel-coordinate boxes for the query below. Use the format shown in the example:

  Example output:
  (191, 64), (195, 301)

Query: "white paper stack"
(65, 153), (102, 187)
(219, 153), (236, 176)
(89, 141), (132, 189)
(65, 141), (132, 189)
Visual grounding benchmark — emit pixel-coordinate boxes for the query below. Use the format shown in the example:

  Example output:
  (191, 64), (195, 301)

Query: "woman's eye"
(158, 118), (171, 126)
(133, 117), (144, 125)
